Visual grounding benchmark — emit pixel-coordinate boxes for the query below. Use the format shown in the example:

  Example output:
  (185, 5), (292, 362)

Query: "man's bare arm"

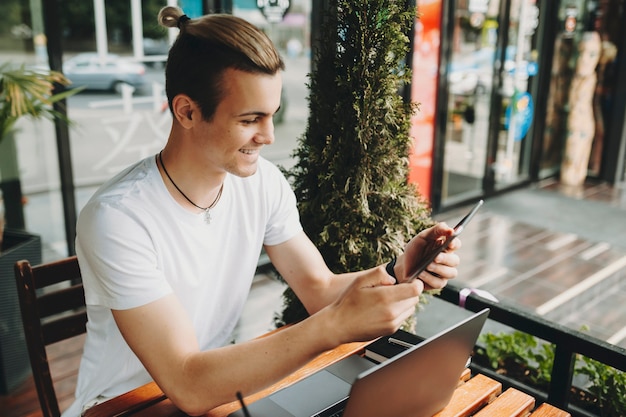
(112, 294), (343, 415)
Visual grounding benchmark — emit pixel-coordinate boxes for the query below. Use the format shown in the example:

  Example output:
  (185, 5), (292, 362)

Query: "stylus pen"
(237, 391), (252, 417)
(388, 337), (414, 349)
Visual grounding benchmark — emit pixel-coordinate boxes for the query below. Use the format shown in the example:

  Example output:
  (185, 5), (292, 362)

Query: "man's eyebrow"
(237, 107), (281, 117)
(236, 110), (269, 117)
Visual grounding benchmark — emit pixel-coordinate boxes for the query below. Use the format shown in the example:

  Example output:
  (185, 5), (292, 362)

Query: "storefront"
(409, 0), (626, 211)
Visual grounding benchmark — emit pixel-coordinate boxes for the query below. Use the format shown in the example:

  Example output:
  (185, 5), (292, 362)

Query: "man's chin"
(229, 164), (258, 178)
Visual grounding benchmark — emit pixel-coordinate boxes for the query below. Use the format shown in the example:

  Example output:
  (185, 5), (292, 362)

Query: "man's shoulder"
(93, 157), (155, 199)
(79, 157), (158, 222)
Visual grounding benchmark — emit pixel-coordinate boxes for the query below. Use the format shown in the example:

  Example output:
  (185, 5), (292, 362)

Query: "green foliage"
(0, 64), (81, 143)
(576, 356), (626, 417)
(275, 0), (434, 326)
(0, 1), (24, 37)
(476, 330), (626, 416)
(477, 331), (553, 388)
(479, 331), (538, 369)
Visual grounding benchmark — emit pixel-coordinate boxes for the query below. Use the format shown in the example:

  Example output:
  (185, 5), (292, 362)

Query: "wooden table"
(84, 340), (571, 417)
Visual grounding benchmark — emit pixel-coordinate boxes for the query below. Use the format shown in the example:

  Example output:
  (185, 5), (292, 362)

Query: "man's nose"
(256, 119), (275, 144)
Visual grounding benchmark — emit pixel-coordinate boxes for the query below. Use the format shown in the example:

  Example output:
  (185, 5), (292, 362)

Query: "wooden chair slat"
(42, 312), (88, 345)
(38, 284), (85, 317)
(14, 256), (86, 417)
(32, 256), (81, 289)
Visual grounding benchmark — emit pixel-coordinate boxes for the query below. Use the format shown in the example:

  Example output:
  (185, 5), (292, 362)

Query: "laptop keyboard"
(313, 397), (348, 417)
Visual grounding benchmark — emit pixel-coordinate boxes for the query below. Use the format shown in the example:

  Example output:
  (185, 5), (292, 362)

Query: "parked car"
(142, 38), (170, 68)
(63, 53), (147, 93)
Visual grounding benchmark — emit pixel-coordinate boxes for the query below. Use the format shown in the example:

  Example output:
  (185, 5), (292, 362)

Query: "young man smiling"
(64, 6), (461, 417)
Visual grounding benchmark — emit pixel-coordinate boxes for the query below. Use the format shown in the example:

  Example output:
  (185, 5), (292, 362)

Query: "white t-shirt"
(62, 155), (301, 417)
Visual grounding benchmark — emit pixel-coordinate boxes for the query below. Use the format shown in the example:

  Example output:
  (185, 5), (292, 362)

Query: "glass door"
(489, 0), (540, 191)
(439, 0), (497, 205)
(439, 0), (541, 207)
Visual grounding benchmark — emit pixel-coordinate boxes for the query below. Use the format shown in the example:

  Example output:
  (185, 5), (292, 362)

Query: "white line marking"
(546, 233), (579, 251)
(607, 325), (626, 346)
(536, 255), (626, 316)
(471, 267), (509, 287)
(579, 242), (611, 261)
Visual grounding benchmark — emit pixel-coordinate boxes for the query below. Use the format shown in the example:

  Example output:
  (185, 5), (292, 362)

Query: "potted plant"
(0, 62), (79, 394)
(474, 330), (626, 416)
(0, 63), (79, 248)
(274, 0), (435, 329)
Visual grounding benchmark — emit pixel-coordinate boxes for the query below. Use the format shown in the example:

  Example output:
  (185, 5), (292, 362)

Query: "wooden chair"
(14, 256), (86, 417)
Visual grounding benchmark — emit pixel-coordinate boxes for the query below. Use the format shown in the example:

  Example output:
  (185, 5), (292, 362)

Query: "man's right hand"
(321, 267), (423, 344)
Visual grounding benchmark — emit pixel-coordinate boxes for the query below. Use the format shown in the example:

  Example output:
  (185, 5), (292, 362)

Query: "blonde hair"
(158, 6), (284, 120)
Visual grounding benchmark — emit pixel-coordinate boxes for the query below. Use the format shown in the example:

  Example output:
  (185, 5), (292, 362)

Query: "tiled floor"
(434, 179), (626, 349)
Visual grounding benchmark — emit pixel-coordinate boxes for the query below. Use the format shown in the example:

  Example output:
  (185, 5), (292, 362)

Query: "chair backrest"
(14, 256), (86, 417)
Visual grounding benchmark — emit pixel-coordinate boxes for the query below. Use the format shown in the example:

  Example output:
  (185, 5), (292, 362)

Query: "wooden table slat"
(83, 383), (166, 417)
(83, 326), (571, 417)
(206, 340), (370, 417)
(84, 340), (370, 417)
(432, 374), (501, 417)
(457, 368), (471, 385)
(529, 403), (572, 417)
(473, 387), (535, 417)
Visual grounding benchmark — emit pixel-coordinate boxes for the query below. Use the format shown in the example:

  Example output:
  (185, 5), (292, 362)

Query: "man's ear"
(171, 94), (196, 128)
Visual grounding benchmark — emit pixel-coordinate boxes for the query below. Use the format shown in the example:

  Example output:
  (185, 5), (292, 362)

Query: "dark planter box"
(0, 229), (42, 394)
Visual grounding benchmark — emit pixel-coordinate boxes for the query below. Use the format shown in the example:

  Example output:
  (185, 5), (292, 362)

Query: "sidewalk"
(430, 179), (626, 349)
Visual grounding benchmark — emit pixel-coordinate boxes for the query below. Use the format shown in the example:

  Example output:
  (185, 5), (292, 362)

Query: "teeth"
(241, 149), (255, 154)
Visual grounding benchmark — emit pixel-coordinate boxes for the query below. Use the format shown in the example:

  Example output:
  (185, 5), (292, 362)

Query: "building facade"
(0, 0), (624, 259)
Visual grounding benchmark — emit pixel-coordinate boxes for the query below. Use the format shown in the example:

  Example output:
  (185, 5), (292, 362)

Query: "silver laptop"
(229, 308), (489, 417)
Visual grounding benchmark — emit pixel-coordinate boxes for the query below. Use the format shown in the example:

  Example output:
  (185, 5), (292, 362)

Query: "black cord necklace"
(158, 151), (223, 224)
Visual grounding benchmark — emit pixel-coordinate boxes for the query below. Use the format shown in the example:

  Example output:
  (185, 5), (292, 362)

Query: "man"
(64, 7), (461, 417)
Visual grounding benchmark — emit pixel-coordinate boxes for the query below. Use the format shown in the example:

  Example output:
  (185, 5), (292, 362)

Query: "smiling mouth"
(240, 149), (258, 155)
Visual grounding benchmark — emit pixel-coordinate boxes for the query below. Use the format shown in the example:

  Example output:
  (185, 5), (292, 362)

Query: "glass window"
(1, 1), (169, 261)
(1, 1), (66, 260)
(234, 0), (311, 173)
(1, 0), (311, 262)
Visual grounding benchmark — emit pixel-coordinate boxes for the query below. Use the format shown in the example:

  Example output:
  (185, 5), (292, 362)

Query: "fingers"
(367, 278), (423, 335)
(400, 222), (462, 283)
(446, 235), (462, 252)
(409, 222), (462, 290)
(334, 269), (423, 341)
(426, 222), (462, 251)
(434, 250), (460, 270)
(414, 269), (454, 290)
(419, 221), (454, 241)
(418, 245), (459, 285)
(414, 223), (460, 257)
(357, 266), (397, 287)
